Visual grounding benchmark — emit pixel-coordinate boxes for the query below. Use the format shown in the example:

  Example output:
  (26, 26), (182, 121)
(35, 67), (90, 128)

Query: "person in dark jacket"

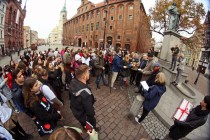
(136, 62), (161, 93)
(135, 72), (166, 123)
(111, 48), (126, 90)
(23, 77), (62, 136)
(94, 52), (108, 89)
(164, 96), (210, 140)
(12, 69), (34, 117)
(135, 54), (148, 86)
(46, 61), (63, 103)
(120, 54), (131, 89)
(69, 65), (98, 130)
(169, 45), (179, 71)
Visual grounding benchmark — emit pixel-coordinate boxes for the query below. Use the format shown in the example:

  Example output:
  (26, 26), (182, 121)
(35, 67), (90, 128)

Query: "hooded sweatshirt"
(143, 84), (166, 111)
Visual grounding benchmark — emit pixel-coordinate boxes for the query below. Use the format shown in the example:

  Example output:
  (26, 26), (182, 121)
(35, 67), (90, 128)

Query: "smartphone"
(85, 121), (93, 132)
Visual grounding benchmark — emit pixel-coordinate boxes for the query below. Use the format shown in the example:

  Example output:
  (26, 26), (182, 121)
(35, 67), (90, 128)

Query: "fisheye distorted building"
(4, 0), (26, 54)
(63, 0), (152, 52)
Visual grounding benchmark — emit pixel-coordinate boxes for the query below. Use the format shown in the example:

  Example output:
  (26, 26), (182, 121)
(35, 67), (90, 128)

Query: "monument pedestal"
(160, 30), (182, 62)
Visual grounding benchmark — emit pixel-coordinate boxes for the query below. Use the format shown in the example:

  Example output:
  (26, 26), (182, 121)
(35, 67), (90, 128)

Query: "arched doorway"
(116, 43), (121, 49)
(107, 36), (113, 45)
(125, 44), (130, 50)
(95, 42), (98, 48)
(78, 38), (82, 47)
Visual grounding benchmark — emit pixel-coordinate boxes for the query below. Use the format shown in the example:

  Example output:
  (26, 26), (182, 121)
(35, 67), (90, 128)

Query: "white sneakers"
(135, 114), (141, 124)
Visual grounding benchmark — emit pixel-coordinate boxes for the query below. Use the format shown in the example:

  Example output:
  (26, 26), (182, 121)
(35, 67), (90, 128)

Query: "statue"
(167, 3), (180, 31)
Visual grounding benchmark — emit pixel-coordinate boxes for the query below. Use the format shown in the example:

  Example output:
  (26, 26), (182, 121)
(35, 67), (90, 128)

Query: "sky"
(22, 0), (210, 41)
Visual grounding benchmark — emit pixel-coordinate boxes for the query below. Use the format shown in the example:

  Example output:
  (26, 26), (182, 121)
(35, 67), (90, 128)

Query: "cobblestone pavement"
(17, 79), (151, 140)
(127, 85), (169, 140)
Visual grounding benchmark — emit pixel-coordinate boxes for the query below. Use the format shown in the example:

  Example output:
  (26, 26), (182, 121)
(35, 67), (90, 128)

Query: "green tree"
(149, 0), (206, 36)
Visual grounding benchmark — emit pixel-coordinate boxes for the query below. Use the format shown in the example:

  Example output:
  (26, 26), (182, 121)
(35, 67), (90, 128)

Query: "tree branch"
(178, 29), (197, 34)
(150, 29), (164, 36)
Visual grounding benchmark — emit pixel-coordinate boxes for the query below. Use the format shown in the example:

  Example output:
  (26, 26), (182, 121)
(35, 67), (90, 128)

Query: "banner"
(15, 10), (20, 24)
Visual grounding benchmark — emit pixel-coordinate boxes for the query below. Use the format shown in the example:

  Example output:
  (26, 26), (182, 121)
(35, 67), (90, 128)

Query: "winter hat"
(152, 62), (160, 67)
(75, 54), (81, 61)
(204, 96), (210, 110)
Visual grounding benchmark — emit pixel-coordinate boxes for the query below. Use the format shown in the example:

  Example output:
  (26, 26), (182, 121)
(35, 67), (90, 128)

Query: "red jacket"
(4, 72), (13, 89)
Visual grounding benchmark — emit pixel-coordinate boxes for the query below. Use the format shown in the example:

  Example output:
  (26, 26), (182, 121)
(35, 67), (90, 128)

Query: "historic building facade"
(201, 11), (210, 76)
(4, 0), (26, 53)
(48, 1), (67, 45)
(23, 26), (31, 49)
(63, 0), (152, 52)
(0, 0), (7, 55)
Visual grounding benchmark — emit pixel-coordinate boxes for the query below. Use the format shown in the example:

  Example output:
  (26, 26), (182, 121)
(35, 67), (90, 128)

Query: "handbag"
(33, 118), (53, 136)
(33, 96), (55, 136)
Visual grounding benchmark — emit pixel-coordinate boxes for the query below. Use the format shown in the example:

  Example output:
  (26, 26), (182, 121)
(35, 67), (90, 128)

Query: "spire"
(23, 0), (28, 10)
(61, 0), (67, 12)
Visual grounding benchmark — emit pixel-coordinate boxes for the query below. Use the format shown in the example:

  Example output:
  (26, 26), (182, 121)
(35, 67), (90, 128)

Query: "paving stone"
(120, 135), (128, 140)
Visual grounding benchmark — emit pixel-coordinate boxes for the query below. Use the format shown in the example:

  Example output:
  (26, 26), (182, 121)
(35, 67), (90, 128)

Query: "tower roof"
(61, 0), (67, 12)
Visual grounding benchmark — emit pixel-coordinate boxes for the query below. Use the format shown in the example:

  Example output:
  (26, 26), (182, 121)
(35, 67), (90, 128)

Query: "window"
(0, 16), (3, 24)
(2, 5), (5, 12)
(86, 6), (88, 10)
(111, 16), (114, 20)
(128, 15), (133, 20)
(110, 7), (114, 12)
(91, 23), (94, 31)
(82, 25), (84, 32)
(96, 22), (99, 30)
(129, 5), (133, 10)
(119, 6), (123, 11)
(117, 35), (121, 39)
(86, 24), (89, 31)
(95, 35), (98, 39)
(97, 11), (100, 18)
(119, 15), (123, 20)
(0, 30), (2, 39)
(110, 26), (112, 30)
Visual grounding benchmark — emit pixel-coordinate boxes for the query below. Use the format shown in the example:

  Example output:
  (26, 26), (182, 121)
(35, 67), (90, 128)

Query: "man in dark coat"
(94, 52), (108, 89)
(164, 96), (210, 140)
(69, 65), (98, 130)
(12, 69), (34, 117)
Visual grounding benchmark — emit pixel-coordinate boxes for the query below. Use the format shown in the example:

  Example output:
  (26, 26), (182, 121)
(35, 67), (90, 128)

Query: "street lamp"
(194, 57), (205, 84)
(102, 0), (108, 50)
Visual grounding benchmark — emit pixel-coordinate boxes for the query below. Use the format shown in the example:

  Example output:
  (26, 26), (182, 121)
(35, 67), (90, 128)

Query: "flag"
(15, 10), (20, 24)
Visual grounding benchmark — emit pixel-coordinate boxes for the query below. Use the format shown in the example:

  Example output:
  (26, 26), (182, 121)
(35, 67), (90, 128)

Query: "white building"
(48, 0), (67, 45)
(0, 0), (7, 55)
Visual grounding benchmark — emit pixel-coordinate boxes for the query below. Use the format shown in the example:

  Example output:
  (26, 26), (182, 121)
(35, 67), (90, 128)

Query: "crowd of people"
(0, 45), (209, 140)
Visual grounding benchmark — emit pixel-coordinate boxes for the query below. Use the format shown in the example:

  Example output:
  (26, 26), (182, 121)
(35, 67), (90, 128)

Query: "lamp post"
(102, 0), (108, 50)
(194, 57), (205, 85)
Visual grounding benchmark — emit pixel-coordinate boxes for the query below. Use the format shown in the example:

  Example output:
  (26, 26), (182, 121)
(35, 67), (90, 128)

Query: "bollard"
(129, 95), (144, 117)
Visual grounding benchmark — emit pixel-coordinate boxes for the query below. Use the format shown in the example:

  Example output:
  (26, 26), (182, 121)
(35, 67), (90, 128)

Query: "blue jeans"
(95, 73), (107, 86)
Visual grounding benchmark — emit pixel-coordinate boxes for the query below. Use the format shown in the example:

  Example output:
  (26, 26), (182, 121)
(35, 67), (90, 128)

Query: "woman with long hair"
(23, 77), (62, 136)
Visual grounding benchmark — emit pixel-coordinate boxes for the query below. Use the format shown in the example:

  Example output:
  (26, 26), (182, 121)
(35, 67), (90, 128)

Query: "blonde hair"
(155, 72), (166, 85)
